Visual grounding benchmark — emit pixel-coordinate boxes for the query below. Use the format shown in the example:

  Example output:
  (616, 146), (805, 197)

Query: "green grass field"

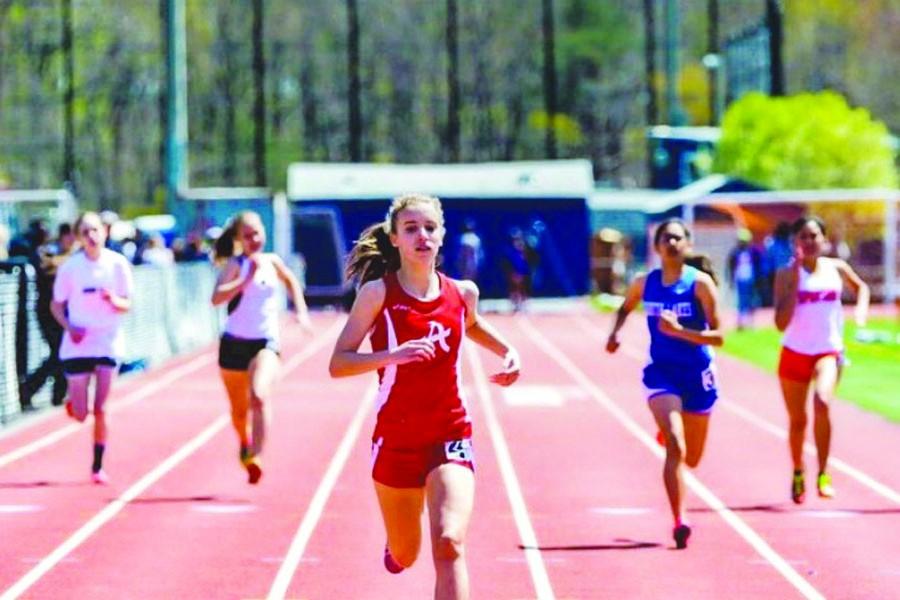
(722, 318), (900, 422)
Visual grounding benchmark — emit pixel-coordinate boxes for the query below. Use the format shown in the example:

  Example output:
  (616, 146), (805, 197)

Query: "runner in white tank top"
(211, 211), (312, 484)
(773, 217), (869, 505)
(51, 212), (133, 485)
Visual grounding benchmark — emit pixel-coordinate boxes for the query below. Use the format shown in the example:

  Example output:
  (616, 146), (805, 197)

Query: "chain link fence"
(0, 261), (224, 425)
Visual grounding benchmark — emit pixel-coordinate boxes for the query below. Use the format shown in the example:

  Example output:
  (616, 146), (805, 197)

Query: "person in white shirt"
(774, 216), (869, 504)
(211, 211), (311, 484)
(51, 212), (133, 484)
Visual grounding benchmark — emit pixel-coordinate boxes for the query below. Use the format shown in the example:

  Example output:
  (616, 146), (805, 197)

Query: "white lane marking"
(502, 385), (566, 407)
(573, 314), (900, 508)
(519, 317), (825, 600)
(0, 318), (343, 600)
(466, 344), (556, 600)
(0, 352), (215, 470)
(265, 382), (375, 600)
(0, 504), (44, 514)
(0, 415), (230, 600)
(589, 507), (654, 516)
(191, 504), (257, 514)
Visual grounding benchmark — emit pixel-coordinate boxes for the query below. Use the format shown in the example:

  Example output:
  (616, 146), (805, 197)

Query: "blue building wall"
(292, 197), (590, 299)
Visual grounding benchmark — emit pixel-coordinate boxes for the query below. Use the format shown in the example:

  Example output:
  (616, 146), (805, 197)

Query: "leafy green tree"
(714, 91), (898, 190)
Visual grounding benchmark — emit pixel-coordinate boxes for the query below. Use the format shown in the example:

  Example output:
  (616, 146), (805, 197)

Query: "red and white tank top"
(783, 258), (844, 354)
(369, 271), (470, 447)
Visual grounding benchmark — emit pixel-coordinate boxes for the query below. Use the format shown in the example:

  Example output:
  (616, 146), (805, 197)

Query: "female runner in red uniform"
(330, 193), (520, 600)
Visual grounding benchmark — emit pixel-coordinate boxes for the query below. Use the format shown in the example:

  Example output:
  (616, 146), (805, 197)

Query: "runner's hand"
(391, 339), (436, 365)
(489, 350), (520, 386)
(295, 310), (314, 334)
(658, 310), (683, 337)
(69, 325), (87, 344)
(605, 333), (620, 353)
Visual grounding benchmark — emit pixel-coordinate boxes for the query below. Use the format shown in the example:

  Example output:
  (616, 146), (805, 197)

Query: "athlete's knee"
(665, 438), (685, 464)
(432, 531), (465, 562)
(685, 450), (703, 469)
(813, 396), (830, 417)
(789, 413), (808, 432)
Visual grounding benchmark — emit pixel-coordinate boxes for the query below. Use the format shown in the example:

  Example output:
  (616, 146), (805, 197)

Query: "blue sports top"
(642, 266), (712, 368)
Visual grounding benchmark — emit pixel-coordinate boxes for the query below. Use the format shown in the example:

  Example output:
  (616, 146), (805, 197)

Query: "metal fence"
(0, 262), (224, 425)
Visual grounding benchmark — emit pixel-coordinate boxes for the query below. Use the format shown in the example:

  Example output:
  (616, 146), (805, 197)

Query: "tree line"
(0, 1), (897, 211)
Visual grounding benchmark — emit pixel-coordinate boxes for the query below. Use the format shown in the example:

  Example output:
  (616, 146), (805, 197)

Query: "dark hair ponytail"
(684, 253), (719, 286)
(345, 222), (401, 285)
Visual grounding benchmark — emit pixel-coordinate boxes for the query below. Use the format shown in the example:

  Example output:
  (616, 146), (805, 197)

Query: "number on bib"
(444, 439), (473, 462)
(701, 367), (716, 392)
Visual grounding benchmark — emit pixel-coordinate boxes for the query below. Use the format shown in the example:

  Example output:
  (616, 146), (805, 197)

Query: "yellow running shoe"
(817, 472), (835, 499)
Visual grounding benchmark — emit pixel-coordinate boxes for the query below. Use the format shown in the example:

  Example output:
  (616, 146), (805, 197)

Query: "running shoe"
(383, 545), (405, 574)
(240, 446), (263, 485)
(656, 429), (666, 447)
(791, 471), (806, 504)
(673, 524), (691, 550)
(64, 401), (75, 419)
(817, 472), (836, 499)
(91, 469), (109, 485)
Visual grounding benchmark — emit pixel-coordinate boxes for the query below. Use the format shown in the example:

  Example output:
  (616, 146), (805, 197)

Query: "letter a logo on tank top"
(425, 320), (452, 352)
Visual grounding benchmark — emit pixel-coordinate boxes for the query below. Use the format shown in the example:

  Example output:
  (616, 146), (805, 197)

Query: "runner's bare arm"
(211, 258), (251, 306)
(606, 273), (646, 353)
(329, 279), (436, 377)
(271, 254), (312, 328)
(455, 279), (520, 386)
(834, 258), (870, 326)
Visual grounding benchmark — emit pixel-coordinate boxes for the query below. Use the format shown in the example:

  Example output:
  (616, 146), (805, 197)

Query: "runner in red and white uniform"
(51, 212), (133, 484)
(774, 216), (869, 503)
(211, 211), (312, 484)
(330, 193), (520, 600)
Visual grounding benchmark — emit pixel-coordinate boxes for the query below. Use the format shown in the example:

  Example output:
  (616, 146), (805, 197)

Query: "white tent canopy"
(287, 160), (595, 201)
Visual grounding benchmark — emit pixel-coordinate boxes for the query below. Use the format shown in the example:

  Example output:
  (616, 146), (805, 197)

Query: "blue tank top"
(643, 266), (712, 368)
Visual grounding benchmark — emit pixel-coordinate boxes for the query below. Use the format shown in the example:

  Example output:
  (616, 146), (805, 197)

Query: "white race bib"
(444, 439), (473, 463)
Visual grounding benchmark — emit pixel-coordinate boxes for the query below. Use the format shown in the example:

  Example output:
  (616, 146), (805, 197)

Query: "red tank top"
(369, 271), (470, 446)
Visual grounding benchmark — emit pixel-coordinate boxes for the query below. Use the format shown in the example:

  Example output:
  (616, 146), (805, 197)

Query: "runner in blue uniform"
(606, 218), (724, 549)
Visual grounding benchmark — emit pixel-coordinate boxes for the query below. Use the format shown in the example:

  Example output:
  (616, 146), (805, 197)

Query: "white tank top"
(782, 258), (844, 354)
(224, 255), (282, 341)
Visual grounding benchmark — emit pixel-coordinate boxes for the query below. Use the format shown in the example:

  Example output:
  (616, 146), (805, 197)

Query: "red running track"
(0, 308), (898, 599)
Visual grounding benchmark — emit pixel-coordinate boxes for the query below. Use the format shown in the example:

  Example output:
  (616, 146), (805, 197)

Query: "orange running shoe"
(240, 446), (263, 485)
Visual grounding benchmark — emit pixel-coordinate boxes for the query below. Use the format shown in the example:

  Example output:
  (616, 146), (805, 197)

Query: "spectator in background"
(762, 222), (793, 306)
(176, 232), (209, 262)
(21, 223), (77, 406)
(502, 228), (531, 312)
(727, 228), (763, 330)
(141, 233), (174, 266)
(455, 219), (483, 283)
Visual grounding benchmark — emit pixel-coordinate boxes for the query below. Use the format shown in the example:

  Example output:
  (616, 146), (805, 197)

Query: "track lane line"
(572, 313), (900, 507)
(0, 414), (230, 600)
(265, 382), (375, 600)
(0, 352), (215, 469)
(464, 339), (556, 600)
(0, 319), (343, 600)
(518, 317), (825, 600)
